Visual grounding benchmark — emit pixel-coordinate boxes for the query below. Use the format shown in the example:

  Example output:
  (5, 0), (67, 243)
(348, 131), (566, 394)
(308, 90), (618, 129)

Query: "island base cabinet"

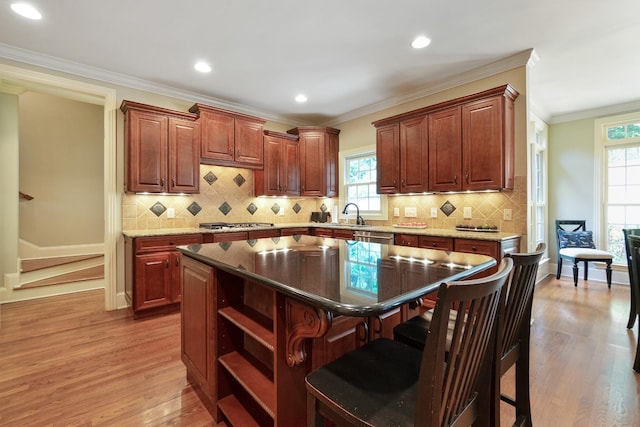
(180, 256), (219, 419)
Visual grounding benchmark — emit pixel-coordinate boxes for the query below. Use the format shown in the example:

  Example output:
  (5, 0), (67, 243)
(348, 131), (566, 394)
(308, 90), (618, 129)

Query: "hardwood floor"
(0, 276), (638, 426)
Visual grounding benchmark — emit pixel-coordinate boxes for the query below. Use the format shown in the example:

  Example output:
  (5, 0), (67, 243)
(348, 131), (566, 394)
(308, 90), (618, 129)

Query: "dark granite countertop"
(178, 235), (496, 317)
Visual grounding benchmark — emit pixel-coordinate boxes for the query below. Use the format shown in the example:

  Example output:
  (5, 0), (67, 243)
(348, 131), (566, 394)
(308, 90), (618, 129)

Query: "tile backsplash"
(122, 165), (336, 230)
(122, 165), (527, 243)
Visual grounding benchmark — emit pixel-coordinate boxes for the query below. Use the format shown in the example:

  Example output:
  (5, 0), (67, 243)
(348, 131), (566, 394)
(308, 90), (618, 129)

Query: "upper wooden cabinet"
(255, 131), (300, 196)
(373, 84), (519, 193)
(121, 101), (200, 194)
(189, 103), (266, 169)
(375, 116), (428, 194)
(287, 126), (340, 197)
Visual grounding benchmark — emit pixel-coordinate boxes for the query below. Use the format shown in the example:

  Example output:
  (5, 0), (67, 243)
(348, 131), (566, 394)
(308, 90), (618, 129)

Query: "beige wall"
(1, 93), (20, 282)
(18, 92), (104, 246)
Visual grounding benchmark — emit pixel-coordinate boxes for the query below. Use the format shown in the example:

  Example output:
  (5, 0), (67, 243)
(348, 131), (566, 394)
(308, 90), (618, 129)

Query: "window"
(342, 149), (387, 220)
(529, 115), (548, 254)
(595, 113), (640, 265)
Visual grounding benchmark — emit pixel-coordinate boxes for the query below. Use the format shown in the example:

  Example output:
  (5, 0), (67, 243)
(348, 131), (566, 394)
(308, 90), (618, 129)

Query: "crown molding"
(325, 49), (533, 126)
(549, 99), (640, 124)
(0, 43), (297, 124)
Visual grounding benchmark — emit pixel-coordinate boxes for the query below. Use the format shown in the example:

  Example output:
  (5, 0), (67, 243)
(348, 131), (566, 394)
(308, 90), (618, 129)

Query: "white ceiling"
(1, 0), (639, 125)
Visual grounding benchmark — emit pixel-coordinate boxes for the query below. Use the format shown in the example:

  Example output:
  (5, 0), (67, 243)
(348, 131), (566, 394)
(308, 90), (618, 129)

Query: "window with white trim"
(529, 116), (548, 254)
(602, 119), (640, 264)
(343, 151), (386, 219)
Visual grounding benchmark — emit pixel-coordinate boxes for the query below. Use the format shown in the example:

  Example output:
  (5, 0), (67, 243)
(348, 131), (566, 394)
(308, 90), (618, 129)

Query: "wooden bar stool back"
(305, 258), (513, 427)
(393, 243), (545, 427)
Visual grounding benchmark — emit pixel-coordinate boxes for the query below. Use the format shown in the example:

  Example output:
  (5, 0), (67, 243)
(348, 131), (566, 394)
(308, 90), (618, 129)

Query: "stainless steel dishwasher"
(353, 230), (395, 244)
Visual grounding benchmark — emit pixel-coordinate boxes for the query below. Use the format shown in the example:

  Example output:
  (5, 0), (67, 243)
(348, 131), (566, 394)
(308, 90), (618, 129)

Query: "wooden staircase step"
(18, 265), (104, 290)
(21, 254), (103, 273)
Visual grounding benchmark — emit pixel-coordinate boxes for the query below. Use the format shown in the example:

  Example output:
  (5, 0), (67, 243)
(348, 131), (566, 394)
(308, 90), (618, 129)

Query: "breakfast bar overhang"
(178, 235), (496, 425)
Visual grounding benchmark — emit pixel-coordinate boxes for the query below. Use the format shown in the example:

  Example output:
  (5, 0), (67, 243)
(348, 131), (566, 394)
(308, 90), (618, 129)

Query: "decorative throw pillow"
(558, 230), (595, 249)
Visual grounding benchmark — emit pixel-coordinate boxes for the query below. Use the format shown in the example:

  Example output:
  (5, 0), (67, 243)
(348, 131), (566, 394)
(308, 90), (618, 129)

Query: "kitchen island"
(178, 235), (496, 426)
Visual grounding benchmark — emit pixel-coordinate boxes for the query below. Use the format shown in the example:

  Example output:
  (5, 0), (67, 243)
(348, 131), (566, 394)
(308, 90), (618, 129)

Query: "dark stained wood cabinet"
(288, 126), (340, 197)
(121, 101), (200, 194)
(190, 103), (266, 169)
(255, 131), (300, 196)
(375, 116), (428, 194)
(428, 106), (463, 192)
(374, 85), (519, 193)
(124, 233), (203, 318)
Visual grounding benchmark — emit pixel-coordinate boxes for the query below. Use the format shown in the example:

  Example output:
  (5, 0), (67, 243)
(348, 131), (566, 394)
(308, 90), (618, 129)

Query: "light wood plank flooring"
(1, 276), (638, 426)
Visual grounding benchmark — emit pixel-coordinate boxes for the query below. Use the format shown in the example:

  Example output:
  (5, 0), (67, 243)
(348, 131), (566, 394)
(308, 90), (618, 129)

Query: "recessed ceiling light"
(411, 36), (431, 49)
(194, 61), (211, 73)
(295, 94), (308, 103)
(11, 3), (42, 20)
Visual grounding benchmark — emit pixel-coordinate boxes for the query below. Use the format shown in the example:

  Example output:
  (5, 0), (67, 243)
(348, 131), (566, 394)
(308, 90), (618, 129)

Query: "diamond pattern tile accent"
(203, 171), (217, 185)
(292, 203), (302, 214)
(271, 237), (280, 244)
(149, 202), (166, 217)
(233, 173), (246, 187)
(219, 202), (232, 216)
(187, 202), (202, 216)
(320, 203), (328, 212)
(293, 235), (301, 242)
(247, 202), (258, 215)
(440, 200), (456, 217)
(271, 203), (281, 214)
(219, 242), (232, 251)
(247, 239), (258, 247)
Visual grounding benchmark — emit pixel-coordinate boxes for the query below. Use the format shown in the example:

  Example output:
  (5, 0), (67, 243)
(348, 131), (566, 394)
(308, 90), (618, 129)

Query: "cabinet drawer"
(333, 229), (355, 240)
(314, 228), (334, 237)
(248, 229), (280, 239)
(395, 234), (419, 247)
(280, 227), (309, 236)
(213, 232), (249, 242)
(419, 236), (454, 251)
(454, 238), (499, 259)
(135, 234), (203, 254)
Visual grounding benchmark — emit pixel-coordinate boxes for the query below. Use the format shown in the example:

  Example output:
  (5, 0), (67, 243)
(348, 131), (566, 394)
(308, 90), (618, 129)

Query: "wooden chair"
(555, 220), (612, 287)
(623, 229), (640, 329)
(627, 235), (640, 372)
(394, 244), (546, 427)
(305, 258), (513, 427)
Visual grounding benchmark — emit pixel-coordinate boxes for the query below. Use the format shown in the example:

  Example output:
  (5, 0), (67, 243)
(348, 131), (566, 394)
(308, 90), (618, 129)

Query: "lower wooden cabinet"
(125, 233), (203, 318)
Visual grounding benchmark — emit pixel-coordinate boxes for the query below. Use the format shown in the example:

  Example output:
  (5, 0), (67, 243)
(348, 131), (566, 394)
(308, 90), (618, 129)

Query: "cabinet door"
(325, 131), (339, 197)
(282, 138), (300, 196)
(394, 233), (419, 247)
(135, 252), (172, 311)
(419, 236), (454, 251)
(200, 111), (235, 163)
(299, 131), (326, 196)
(260, 135), (282, 196)
(399, 116), (428, 193)
(428, 106), (462, 192)
(234, 117), (264, 166)
(180, 257), (217, 404)
(376, 123), (400, 194)
(126, 110), (168, 193)
(462, 96), (503, 190)
(168, 118), (200, 193)
(310, 315), (368, 370)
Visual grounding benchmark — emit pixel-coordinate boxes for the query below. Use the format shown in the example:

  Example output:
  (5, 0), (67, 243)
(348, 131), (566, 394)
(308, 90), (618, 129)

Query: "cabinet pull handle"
(160, 178), (164, 187)
(165, 259), (169, 268)
(229, 148), (233, 155)
(175, 257), (179, 267)
(172, 178), (176, 188)
(453, 175), (457, 184)
(374, 316), (383, 334)
(237, 149), (241, 156)
(357, 321), (369, 343)
(466, 174), (469, 183)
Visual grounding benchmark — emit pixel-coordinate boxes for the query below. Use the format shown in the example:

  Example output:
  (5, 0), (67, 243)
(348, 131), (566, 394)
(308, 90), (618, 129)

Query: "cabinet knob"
(172, 178), (176, 188)
(237, 149), (241, 156)
(165, 259), (169, 268)
(466, 174), (469, 183)
(453, 175), (457, 184)
(472, 246), (477, 251)
(432, 243), (437, 247)
(160, 178), (165, 188)
(229, 148), (233, 155)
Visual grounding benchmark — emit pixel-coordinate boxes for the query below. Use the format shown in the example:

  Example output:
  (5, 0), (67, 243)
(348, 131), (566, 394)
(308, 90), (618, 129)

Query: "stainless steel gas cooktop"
(198, 222), (274, 230)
